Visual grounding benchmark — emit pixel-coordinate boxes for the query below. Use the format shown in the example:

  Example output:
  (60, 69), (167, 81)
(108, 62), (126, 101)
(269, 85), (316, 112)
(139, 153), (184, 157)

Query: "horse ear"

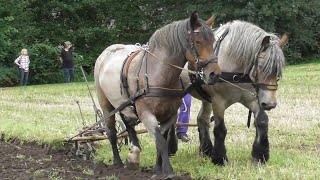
(279, 33), (289, 47)
(190, 11), (201, 31)
(206, 14), (216, 27)
(261, 36), (270, 51)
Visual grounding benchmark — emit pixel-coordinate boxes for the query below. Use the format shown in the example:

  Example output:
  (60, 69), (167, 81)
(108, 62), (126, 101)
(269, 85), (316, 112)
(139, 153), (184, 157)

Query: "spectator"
(60, 41), (74, 83)
(14, 49), (30, 86)
(176, 93), (192, 142)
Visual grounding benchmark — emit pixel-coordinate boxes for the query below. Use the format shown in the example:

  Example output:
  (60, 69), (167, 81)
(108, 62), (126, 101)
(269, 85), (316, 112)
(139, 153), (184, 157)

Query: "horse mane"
(218, 20), (285, 78)
(148, 18), (213, 56)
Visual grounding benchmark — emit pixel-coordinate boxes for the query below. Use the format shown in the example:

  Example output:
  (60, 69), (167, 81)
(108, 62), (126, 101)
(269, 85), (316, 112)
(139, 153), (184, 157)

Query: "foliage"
(0, 0), (319, 86)
(28, 42), (62, 84)
(0, 66), (19, 87)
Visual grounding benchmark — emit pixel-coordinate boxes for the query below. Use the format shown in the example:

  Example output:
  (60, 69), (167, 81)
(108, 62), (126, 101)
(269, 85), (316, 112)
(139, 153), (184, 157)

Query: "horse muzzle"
(260, 102), (277, 111)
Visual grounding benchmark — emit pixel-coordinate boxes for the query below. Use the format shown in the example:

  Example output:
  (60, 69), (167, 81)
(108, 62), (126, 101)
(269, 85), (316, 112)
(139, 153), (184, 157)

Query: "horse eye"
(195, 40), (201, 45)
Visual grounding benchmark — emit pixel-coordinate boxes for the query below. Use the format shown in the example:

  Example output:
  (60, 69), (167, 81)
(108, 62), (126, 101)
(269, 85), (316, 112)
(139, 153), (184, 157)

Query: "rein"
(135, 43), (197, 75)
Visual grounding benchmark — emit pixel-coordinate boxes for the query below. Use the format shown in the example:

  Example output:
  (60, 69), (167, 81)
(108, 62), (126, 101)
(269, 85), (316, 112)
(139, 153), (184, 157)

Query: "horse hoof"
(252, 149), (269, 163)
(151, 174), (158, 179)
(127, 146), (141, 164)
(168, 146), (178, 157)
(212, 157), (228, 166)
(113, 161), (124, 167)
(165, 174), (175, 179)
(252, 155), (268, 164)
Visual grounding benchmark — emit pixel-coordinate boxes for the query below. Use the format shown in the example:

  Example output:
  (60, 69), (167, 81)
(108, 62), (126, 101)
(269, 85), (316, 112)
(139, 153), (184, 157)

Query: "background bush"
(0, 0), (319, 86)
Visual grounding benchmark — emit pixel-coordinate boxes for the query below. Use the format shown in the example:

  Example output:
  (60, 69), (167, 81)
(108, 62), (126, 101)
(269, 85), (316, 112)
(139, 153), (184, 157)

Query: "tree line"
(1, 0), (319, 86)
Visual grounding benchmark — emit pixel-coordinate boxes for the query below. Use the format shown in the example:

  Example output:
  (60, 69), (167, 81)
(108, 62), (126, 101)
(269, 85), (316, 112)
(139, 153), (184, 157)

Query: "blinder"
(253, 83), (278, 91)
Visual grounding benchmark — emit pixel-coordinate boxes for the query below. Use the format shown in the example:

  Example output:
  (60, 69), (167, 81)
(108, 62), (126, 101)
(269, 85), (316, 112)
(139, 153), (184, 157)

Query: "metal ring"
(232, 75), (240, 82)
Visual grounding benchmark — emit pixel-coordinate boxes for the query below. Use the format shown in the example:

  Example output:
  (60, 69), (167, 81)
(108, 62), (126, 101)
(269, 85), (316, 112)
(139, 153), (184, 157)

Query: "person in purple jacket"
(176, 93), (192, 142)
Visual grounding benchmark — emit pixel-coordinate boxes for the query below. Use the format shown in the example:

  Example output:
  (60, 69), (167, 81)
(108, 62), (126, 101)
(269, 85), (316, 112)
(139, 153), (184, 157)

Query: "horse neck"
(218, 41), (246, 73)
(143, 52), (186, 88)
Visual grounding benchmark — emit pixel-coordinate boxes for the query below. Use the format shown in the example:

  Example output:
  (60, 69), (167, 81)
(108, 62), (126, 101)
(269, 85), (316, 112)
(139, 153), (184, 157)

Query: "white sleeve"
(14, 56), (21, 64)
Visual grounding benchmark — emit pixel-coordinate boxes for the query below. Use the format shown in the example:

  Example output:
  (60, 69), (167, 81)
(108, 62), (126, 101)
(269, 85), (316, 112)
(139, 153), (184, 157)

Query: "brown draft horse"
(94, 12), (220, 178)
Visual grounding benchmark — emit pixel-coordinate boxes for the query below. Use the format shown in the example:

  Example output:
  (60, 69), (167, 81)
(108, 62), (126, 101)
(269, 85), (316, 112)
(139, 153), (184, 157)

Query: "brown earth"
(0, 137), (193, 180)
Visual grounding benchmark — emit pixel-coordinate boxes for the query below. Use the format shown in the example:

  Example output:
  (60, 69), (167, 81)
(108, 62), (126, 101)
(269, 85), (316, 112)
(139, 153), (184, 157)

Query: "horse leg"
(160, 115), (178, 157)
(163, 123), (178, 157)
(252, 110), (269, 163)
(212, 116), (228, 165)
(96, 87), (123, 166)
(122, 118), (141, 165)
(105, 115), (124, 166)
(211, 103), (228, 165)
(197, 100), (214, 157)
(140, 112), (174, 179)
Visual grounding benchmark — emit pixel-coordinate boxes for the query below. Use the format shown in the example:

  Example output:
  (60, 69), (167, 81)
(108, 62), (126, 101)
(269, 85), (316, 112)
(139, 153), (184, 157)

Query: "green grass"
(1, 61), (320, 179)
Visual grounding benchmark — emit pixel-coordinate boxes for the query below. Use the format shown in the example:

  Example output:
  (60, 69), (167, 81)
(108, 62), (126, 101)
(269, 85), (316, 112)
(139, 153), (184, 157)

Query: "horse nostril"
(261, 102), (267, 108)
(261, 102), (277, 110)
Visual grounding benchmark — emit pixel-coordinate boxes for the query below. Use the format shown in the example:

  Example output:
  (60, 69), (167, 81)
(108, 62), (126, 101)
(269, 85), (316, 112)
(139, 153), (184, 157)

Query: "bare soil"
(0, 138), (192, 180)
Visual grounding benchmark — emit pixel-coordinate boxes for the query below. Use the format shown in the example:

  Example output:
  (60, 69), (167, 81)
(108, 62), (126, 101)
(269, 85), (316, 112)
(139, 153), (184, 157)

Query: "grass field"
(1, 61), (319, 179)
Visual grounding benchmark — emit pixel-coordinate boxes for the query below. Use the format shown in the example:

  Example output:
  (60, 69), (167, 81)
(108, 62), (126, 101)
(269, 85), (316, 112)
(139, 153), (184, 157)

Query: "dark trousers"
(19, 68), (29, 86)
(63, 67), (75, 83)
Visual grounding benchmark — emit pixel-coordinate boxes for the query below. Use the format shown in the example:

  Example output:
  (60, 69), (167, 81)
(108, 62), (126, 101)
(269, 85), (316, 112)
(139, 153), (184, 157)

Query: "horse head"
(250, 33), (288, 110)
(186, 12), (221, 85)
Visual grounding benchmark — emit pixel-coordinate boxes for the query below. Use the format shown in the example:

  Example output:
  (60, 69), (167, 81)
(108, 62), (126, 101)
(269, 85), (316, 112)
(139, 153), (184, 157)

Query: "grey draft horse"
(178, 20), (288, 165)
(94, 12), (220, 178)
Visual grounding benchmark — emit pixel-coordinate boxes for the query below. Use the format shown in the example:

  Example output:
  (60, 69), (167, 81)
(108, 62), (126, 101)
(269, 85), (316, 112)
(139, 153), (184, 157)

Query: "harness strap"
(214, 27), (230, 56)
(247, 110), (252, 128)
(218, 72), (252, 83)
(254, 83), (278, 91)
(188, 62), (212, 102)
(120, 56), (130, 97)
(144, 87), (185, 97)
(126, 50), (142, 78)
(120, 50), (144, 97)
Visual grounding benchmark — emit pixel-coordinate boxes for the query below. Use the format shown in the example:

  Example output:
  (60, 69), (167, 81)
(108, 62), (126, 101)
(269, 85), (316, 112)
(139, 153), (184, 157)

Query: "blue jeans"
(63, 67), (75, 83)
(177, 93), (192, 134)
(19, 68), (29, 86)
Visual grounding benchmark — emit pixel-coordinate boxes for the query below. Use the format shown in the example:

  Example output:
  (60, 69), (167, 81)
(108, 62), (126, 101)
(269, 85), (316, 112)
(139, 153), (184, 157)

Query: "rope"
(218, 77), (256, 96)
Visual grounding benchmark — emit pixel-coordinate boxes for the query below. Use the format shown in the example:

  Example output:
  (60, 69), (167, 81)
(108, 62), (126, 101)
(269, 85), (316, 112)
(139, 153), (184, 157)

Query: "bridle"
(250, 48), (279, 98)
(188, 29), (218, 83)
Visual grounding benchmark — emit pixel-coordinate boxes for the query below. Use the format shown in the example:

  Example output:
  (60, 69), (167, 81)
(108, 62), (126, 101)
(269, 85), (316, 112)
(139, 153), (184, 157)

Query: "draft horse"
(179, 20), (288, 165)
(94, 12), (220, 178)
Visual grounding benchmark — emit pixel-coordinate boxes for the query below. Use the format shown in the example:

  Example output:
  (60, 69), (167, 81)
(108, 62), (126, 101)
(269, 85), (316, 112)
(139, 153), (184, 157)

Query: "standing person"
(14, 48), (30, 86)
(176, 93), (192, 142)
(60, 41), (74, 83)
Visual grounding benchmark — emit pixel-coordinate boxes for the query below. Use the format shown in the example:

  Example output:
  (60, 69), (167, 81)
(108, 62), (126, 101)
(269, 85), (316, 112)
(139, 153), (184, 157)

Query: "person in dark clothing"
(60, 41), (74, 83)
